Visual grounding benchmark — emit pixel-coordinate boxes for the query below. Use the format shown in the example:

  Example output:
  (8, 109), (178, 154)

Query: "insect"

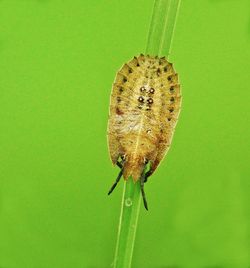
(107, 54), (181, 210)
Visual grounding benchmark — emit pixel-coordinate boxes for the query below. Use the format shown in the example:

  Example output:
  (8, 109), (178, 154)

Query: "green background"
(0, 0), (249, 267)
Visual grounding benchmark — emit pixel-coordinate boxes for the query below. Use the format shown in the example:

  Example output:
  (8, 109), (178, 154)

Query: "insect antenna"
(108, 160), (124, 195)
(140, 169), (148, 210)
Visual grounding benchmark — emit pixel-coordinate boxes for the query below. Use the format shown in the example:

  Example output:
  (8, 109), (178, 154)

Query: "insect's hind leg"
(144, 168), (153, 183)
(107, 160), (124, 195)
(116, 160), (123, 169)
(140, 170), (148, 210)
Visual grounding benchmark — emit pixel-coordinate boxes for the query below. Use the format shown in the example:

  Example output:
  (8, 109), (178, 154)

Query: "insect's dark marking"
(138, 96), (144, 102)
(116, 107), (124, 115)
(156, 68), (161, 76)
(169, 108), (174, 113)
(164, 66), (168, 72)
(170, 97), (175, 102)
(170, 86), (174, 92)
(149, 88), (155, 94)
(119, 87), (124, 93)
(133, 57), (140, 67)
(167, 118), (171, 121)
(146, 129), (151, 133)
(117, 97), (121, 102)
(128, 68), (133, 73)
(123, 77), (127, 83)
(159, 58), (164, 65)
(147, 98), (153, 104)
(140, 86), (146, 92)
(167, 76), (172, 82)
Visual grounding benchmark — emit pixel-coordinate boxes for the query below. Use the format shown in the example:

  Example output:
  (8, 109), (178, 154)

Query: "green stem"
(145, 0), (181, 56)
(112, 1), (181, 267)
(113, 178), (142, 268)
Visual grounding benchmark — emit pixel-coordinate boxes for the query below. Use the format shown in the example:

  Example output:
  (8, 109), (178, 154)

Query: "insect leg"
(144, 169), (153, 183)
(116, 161), (123, 169)
(108, 162), (124, 195)
(140, 171), (148, 210)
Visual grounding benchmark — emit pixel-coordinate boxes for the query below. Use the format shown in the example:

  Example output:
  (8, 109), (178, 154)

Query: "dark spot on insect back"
(169, 108), (174, 113)
(128, 68), (133, 74)
(149, 88), (155, 94)
(119, 87), (124, 93)
(156, 68), (161, 76)
(170, 86), (174, 93)
(167, 76), (172, 82)
(140, 86), (146, 92)
(167, 118), (171, 121)
(147, 98), (153, 104)
(164, 66), (168, 72)
(170, 97), (174, 102)
(138, 96), (144, 103)
(117, 97), (121, 103)
(123, 77), (127, 83)
(116, 107), (124, 115)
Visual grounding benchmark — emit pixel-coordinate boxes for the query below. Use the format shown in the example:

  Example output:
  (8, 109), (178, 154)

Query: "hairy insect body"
(108, 54), (181, 182)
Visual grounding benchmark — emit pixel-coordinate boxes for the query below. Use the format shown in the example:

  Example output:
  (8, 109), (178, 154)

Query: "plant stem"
(145, 0), (181, 56)
(112, 177), (142, 268)
(112, 1), (181, 267)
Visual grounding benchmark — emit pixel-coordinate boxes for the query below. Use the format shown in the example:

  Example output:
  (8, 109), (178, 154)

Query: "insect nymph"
(107, 54), (181, 210)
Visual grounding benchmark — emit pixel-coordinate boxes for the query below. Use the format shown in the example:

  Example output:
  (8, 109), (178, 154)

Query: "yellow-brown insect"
(107, 54), (181, 209)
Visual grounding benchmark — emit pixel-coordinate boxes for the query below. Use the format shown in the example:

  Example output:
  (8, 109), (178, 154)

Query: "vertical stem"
(112, 1), (181, 267)
(145, 0), (181, 57)
(113, 178), (142, 268)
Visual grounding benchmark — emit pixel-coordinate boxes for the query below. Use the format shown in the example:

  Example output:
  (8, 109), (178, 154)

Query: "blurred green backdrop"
(0, 0), (249, 267)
